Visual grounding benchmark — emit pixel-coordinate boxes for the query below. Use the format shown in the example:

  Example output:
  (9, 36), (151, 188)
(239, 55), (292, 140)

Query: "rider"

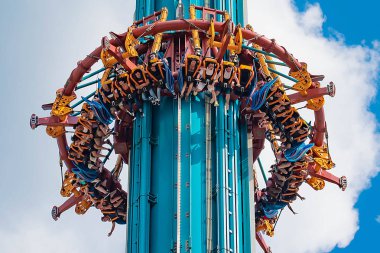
(180, 49), (201, 100)
(145, 53), (167, 105)
(130, 66), (158, 105)
(215, 60), (239, 110)
(194, 57), (220, 106)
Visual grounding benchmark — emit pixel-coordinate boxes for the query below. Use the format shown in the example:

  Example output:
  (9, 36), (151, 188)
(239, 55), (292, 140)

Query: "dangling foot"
(51, 206), (59, 221)
(210, 98), (215, 104)
(193, 91), (198, 96)
(225, 103), (229, 111)
(126, 110), (134, 117)
(214, 101), (219, 107)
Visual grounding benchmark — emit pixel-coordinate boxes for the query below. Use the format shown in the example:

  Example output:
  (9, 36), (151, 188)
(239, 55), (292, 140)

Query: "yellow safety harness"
(185, 55), (201, 78)
(238, 64), (254, 88)
(130, 66), (148, 88)
(202, 58), (219, 82)
(145, 62), (165, 83)
(219, 61), (236, 85)
(113, 73), (130, 97)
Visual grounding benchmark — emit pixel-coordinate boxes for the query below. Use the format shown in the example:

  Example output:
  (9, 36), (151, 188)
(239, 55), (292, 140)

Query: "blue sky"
(294, 0), (380, 120)
(294, 1), (380, 252)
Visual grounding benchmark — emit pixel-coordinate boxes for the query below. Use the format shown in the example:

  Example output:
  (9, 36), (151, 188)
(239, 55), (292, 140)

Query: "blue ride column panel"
(128, 1), (252, 252)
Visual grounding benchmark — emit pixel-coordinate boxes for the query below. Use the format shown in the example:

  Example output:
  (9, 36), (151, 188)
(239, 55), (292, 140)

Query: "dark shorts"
(154, 80), (166, 89)
(186, 75), (195, 83)
(234, 86), (250, 97)
(140, 85), (152, 94)
(216, 82), (232, 94)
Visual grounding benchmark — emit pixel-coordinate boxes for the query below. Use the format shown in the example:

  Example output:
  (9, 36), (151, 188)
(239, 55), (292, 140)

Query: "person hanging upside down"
(215, 61), (239, 110)
(180, 55), (201, 100)
(194, 57), (220, 106)
(112, 70), (136, 117)
(101, 210), (126, 237)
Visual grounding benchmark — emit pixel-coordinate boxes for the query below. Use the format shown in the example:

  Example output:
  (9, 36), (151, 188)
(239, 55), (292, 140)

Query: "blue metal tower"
(128, 1), (255, 252)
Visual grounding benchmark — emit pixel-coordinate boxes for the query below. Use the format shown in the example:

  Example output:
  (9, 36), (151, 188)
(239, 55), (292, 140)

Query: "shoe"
(214, 101), (219, 107)
(193, 91), (198, 96)
(225, 104), (229, 111)
(127, 110), (134, 117)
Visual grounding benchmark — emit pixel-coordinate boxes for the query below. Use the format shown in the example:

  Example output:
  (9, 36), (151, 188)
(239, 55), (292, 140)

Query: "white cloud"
(249, 1), (380, 253)
(376, 215), (380, 224)
(0, 1), (134, 253)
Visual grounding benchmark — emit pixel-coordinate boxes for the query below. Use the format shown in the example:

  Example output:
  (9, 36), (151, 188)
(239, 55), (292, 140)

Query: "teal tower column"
(127, 1), (254, 252)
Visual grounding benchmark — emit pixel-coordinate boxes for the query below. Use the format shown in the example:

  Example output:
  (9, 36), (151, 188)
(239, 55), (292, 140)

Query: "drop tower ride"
(30, 0), (348, 252)
(128, 1), (255, 253)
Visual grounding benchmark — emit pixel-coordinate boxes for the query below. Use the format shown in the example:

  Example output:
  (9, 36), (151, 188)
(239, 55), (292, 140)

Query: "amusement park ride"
(30, 0), (347, 252)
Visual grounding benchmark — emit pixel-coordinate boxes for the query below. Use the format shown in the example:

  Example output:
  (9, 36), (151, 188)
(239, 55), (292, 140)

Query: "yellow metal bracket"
(312, 145), (335, 170)
(207, 19), (242, 55)
(306, 176), (325, 191)
(46, 125), (65, 138)
(100, 49), (118, 68)
(123, 26), (139, 58)
(60, 171), (81, 197)
(150, 7), (168, 61)
(51, 89), (76, 117)
(230, 25), (243, 54)
(256, 218), (275, 237)
(289, 62), (312, 92)
(245, 25), (273, 81)
(306, 82), (325, 111)
(207, 18), (216, 48)
(189, 5), (201, 52)
(75, 196), (92, 215)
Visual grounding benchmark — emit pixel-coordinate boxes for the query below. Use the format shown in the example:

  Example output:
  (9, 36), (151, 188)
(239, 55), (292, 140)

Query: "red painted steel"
(313, 108), (326, 146)
(288, 87), (330, 104)
(54, 195), (83, 218)
(62, 47), (102, 96)
(256, 232), (272, 253)
(33, 115), (78, 128)
(215, 32), (231, 61)
(57, 134), (74, 170)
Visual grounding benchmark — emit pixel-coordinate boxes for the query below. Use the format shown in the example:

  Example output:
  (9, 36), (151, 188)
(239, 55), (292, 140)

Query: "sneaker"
(214, 101), (219, 107)
(193, 91), (198, 96)
(127, 110), (135, 117)
(225, 104), (229, 111)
